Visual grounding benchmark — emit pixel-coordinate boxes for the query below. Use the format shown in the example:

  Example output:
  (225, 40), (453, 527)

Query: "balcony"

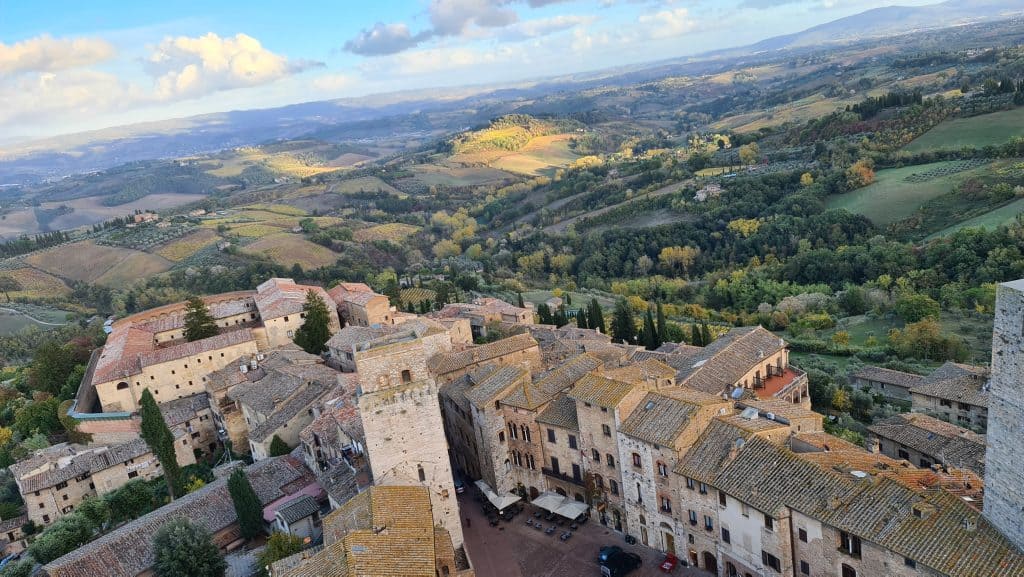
(753, 366), (808, 404)
(542, 468), (585, 487)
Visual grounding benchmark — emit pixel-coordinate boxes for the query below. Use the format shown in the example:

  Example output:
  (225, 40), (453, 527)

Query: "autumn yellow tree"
(659, 245), (700, 277)
(800, 172), (814, 187)
(432, 239), (461, 259)
(727, 218), (761, 238)
(845, 158), (875, 189)
(738, 142), (760, 165)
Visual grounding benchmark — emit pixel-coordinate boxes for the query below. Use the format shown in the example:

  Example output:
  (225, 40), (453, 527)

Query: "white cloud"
(638, 8), (697, 39)
(147, 33), (320, 100)
(344, 23), (433, 56)
(504, 15), (595, 40)
(0, 35), (115, 74)
(312, 73), (356, 93)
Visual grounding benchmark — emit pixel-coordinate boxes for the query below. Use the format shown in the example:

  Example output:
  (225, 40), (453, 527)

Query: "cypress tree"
(227, 467), (263, 540)
(517, 292), (525, 308)
(153, 518), (226, 577)
(139, 389), (182, 500)
(576, 307), (589, 329)
(183, 297), (218, 342)
(656, 302), (668, 345)
(611, 298), (636, 344)
(269, 435), (291, 457)
(701, 323), (713, 346)
(293, 290), (332, 355)
(589, 298), (606, 334)
(537, 303), (553, 325)
(643, 308), (659, 350)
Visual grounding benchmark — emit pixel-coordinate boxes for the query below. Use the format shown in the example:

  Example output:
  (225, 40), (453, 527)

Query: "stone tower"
(354, 329), (464, 549)
(985, 279), (1024, 552)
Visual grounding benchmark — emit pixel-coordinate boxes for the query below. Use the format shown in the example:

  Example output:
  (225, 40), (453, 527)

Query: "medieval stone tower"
(985, 279), (1024, 552)
(354, 328), (465, 549)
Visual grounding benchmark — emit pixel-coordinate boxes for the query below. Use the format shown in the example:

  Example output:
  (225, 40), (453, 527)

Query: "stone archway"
(703, 551), (718, 575)
(529, 486), (539, 500)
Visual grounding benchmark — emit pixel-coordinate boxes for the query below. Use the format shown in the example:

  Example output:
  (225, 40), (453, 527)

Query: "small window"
(764, 515), (774, 531)
(719, 491), (727, 507)
(800, 560), (810, 575)
(568, 435), (577, 449)
(686, 477), (695, 490)
(898, 449), (909, 460)
(798, 528), (807, 542)
(284, 316), (289, 322)
(839, 532), (862, 558)
(498, 431), (505, 443)
(401, 370), (412, 383)
(704, 515), (713, 531)
(761, 551), (781, 572)
(632, 453), (642, 467)
(688, 510), (697, 525)
(610, 479), (619, 495)
(547, 429), (556, 443)
(841, 564), (856, 577)
(606, 454), (616, 469)
(602, 424), (612, 437)
(657, 462), (669, 477)
(721, 528), (731, 544)
(128, 471), (138, 479)
(904, 558), (916, 568)
(660, 496), (672, 513)
(699, 482), (708, 495)
(417, 465), (425, 482)
(592, 449), (600, 461)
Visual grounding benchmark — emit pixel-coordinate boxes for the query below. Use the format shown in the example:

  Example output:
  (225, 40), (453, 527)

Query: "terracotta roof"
(568, 373), (636, 408)
(13, 439), (151, 494)
(428, 333), (537, 376)
(676, 424), (1023, 577)
(139, 328), (255, 369)
(851, 366), (927, 389)
(205, 345), (322, 393)
(535, 394), (579, 431)
(159, 393), (210, 427)
(255, 278), (334, 321)
(619, 387), (724, 447)
(734, 398), (823, 426)
(671, 327), (785, 394)
(280, 486), (442, 577)
(869, 413), (986, 476)
(0, 514), (26, 533)
(501, 353), (600, 410)
(44, 457), (315, 577)
(910, 362), (990, 408)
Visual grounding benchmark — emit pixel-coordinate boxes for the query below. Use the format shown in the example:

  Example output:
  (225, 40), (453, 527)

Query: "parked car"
(598, 545), (623, 564)
(454, 479), (466, 494)
(600, 551), (642, 577)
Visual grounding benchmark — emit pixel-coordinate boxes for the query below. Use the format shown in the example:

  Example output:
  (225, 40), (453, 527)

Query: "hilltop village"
(0, 276), (1022, 577)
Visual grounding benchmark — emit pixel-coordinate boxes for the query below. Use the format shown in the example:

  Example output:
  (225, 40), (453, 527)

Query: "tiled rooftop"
(428, 333), (537, 376)
(910, 362), (991, 408)
(535, 394), (579, 431)
(869, 413), (986, 476)
(671, 326), (785, 394)
(851, 365), (927, 388)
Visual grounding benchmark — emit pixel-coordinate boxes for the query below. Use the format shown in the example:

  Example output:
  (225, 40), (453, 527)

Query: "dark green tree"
(516, 292), (525, 308)
(611, 298), (636, 344)
(435, 283), (451, 307)
(536, 303), (553, 325)
(565, 293), (572, 306)
(293, 290), (332, 355)
(576, 307), (589, 330)
(656, 302), (668, 345)
(28, 340), (76, 396)
(256, 532), (305, 577)
(701, 323), (712, 347)
(183, 296), (218, 342)
(269, 435), (291, 457)
(642, 308), (659, 350)
(140, 389), (183, 499)
(553, 306), (568, 327)
(105, 479), (156, 523)
(588, 299), (606, 334)
(152, 518), (226, 577)
(0, 559), (33, 577)
(228, 467), (263, 540)
(13, 397), (61, 437)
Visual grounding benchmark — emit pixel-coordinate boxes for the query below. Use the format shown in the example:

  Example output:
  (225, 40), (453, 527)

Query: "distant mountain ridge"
(2, 0), (1022, 183)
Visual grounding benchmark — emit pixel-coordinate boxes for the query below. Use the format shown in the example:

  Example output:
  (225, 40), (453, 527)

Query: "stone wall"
(358, 379), (464, 549)
(984, 280), (1024, 553)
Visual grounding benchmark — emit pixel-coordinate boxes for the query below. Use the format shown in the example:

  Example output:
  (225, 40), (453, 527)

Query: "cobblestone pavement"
(459, 493), (713, 577)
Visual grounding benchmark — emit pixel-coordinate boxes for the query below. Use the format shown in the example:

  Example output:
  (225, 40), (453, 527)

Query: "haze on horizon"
(0, 0), (944, 142)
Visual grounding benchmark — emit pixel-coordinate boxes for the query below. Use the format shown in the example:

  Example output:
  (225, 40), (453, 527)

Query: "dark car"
(598, 545), (622, 564)
(454, 479), (466, 494)
(600, 551), (642, 577)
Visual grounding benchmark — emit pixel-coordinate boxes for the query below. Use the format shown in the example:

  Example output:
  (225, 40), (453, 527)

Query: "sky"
(0, 0), (943, 140)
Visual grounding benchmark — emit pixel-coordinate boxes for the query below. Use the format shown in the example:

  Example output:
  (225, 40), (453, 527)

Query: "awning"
(555, 500), (589, 520)
(531, 491), (566, 513)
(475, 480), (521, 511)
(531, 491), (590, 519)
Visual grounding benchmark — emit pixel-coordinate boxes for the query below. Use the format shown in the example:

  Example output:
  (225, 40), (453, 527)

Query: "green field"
(904, 108), (1024, 153)
(0, 306), (69, 336)
(926, 197), (1024, 239)
(826, 161), (990, 225)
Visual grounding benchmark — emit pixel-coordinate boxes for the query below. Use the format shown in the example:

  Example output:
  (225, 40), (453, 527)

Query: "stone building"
(431, 297), (534, 339)
(159, 393), (220, 459)
(868, 412), (986, 475)
(271, 486), (473, 577)
(228, 362), (348, 460)
(910, 362), (990, 431)
(849, 366), (925, 403)
(354, 329), (464, 549)
(617, 387), (732, 555)
(205, 344), (325, 453)
(11, 440), (163, 526)
(984, 279), (1024, 553)
(254, 278), (341, 349)
(42, 457), (318, 577)
(327, 282), (394, 327)
(535, 394), (586, 502)
(428, 332), (542, 383)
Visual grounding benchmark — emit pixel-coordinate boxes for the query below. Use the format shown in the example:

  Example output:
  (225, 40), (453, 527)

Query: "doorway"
(703, 552), (718, 574)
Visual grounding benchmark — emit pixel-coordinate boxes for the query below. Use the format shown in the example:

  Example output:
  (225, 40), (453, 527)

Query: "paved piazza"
(459, 493), (713, 577)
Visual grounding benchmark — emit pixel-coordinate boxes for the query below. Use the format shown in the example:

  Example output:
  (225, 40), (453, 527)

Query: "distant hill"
(449, 115), (580, 155)
(733, 0), (1024, 54)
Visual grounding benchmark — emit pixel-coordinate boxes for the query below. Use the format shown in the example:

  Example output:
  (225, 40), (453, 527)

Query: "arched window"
(498, 431), (505, 443)
(417, 465), (425, 482)
(401, 369), (412, 383)
(116, 382), (129, 390)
